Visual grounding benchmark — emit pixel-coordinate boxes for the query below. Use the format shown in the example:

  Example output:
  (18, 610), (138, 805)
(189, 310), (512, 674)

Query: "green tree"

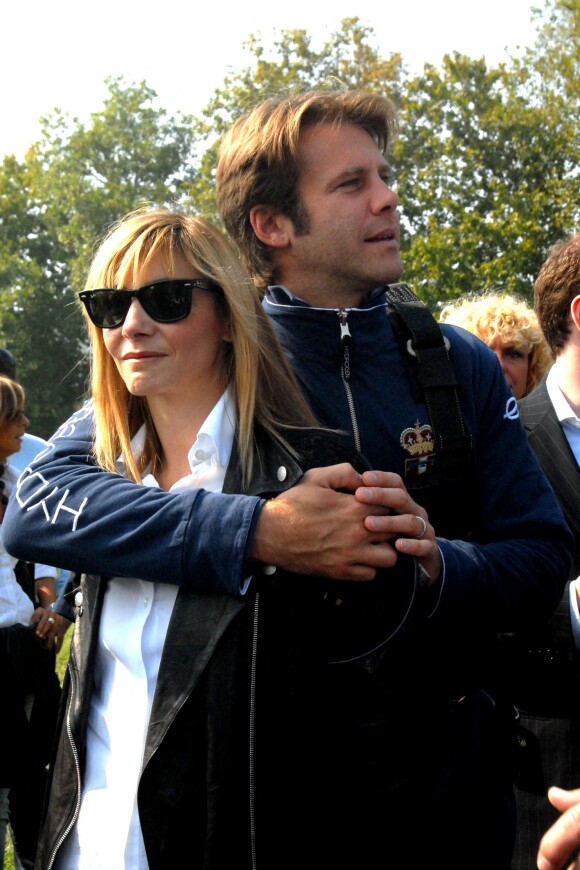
(0, 79), (200, 437)
(191, 19), (403, 216)
(193, 4), (578, 308)
(395, 0), (579, 307)
(1, 3), (578, 438)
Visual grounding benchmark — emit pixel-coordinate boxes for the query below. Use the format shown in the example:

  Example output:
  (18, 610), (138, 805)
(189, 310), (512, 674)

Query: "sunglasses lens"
(84, 291), (130, 328)
(140, 282), (192, 322)
(80, 281), (200, 328)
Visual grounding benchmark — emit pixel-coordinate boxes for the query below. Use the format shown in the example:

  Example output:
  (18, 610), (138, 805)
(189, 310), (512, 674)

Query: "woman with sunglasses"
(35, 207), (418, 869)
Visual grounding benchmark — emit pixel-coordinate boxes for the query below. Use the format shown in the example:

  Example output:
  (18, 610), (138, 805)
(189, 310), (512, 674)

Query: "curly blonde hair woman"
(439, 293), (553, 399)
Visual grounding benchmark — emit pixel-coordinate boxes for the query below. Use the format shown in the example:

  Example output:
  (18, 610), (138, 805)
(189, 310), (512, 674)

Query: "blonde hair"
(82, 207), (317, 485)
(439, 293), (553, 396)
(217, 89), (397, 289)
(0, 376), (25, 426)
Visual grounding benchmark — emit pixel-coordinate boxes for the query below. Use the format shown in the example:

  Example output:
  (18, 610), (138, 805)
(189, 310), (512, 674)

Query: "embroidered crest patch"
(400, 420), (436, 478)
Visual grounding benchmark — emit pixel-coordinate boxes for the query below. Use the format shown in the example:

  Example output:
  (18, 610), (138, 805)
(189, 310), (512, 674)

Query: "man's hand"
(354, 470), (441, 586)
(251, 463), (397, 581)
(537, 787), (580, 870)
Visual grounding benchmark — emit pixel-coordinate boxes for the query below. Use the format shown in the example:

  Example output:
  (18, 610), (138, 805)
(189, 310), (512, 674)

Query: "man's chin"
(380, 254), (405, 285)
(382, 266), (405, 286)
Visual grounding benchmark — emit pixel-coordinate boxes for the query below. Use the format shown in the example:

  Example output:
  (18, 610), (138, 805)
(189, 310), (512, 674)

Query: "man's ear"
(249, 205), (291, 249)
(571, 295), (580, 332)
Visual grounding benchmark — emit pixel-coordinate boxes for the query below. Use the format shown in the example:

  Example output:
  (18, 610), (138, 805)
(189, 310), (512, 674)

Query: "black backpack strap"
(385, 283), (476, 537)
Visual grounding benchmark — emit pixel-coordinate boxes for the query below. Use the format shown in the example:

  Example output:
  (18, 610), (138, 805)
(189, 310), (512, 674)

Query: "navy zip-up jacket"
(263, 285), (572, 635)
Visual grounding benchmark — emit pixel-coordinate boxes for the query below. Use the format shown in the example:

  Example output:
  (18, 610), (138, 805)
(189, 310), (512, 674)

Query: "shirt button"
(276, 466), (287, 482)
(144, 597), (149, 607)
(74, 592), (83, 607)
(195, 449), (205, 460)
(263, 565), (277, 576)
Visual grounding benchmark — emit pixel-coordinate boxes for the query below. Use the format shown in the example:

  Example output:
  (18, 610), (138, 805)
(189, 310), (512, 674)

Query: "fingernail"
(359, 487), (372, 500)
(365, 472), (378, 485)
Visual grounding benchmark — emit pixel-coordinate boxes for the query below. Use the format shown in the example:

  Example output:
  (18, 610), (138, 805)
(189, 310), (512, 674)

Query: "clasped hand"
(252, 463), (440, 583)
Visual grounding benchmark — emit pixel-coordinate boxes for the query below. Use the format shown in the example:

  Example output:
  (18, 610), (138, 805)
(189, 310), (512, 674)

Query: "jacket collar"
(266, 283), (387, 310)
(223, 425), (305, 498)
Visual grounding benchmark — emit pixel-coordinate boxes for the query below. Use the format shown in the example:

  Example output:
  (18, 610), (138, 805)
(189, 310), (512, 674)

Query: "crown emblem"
(400, 420), (434, 457)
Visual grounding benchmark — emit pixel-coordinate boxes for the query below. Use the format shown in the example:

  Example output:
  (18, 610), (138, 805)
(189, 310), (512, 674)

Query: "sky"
(2, 0), (542, 160)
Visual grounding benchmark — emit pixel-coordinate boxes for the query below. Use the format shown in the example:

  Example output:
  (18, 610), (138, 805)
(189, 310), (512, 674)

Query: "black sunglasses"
(79, 279), (222, 329)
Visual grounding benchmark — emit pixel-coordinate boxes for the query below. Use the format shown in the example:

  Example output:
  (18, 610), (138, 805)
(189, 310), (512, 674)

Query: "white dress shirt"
(0, 463), (34, 628)
(59, 389), (236, 869)
(546, 365), (580, 465)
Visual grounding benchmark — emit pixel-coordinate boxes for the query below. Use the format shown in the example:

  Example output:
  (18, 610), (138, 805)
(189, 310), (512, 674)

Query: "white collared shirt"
(547, 365), (580, 466)
(60, 389), (236, 869)
(0, 463), (35, 627)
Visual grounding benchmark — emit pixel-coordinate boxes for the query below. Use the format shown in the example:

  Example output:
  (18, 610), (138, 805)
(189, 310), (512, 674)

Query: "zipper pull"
(337, 309), (352, 345)
(337, 309), (352, 381)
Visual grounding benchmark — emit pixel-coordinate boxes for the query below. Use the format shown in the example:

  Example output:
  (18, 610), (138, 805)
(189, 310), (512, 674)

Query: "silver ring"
(47, 616), (56, 626)
(413, 516), (427, 539)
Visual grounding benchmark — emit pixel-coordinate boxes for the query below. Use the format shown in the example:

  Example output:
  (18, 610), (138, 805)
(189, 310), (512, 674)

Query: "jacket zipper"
(47, 663), (82, 869)
(249, 593), (260, 870)
(337, 309), (361, 452)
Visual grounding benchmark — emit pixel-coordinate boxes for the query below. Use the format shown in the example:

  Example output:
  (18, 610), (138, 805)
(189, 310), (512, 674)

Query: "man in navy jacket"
(3, 90), (572, 869)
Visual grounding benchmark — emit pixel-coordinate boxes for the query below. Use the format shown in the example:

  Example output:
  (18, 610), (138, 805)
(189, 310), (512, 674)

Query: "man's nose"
(371, 175), (399, 212)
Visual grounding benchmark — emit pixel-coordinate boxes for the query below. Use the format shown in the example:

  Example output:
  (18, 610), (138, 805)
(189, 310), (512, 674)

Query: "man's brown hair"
(216, 89), (398, 290)
(534, 234), (580, 355)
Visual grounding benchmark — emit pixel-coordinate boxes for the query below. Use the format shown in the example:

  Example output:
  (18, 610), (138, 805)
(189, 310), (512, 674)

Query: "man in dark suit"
(514, 233), (580, 869)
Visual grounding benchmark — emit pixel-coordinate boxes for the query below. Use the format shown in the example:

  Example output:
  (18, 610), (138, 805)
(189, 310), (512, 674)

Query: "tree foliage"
(0, 1), (578, 435)
(189, 19), (403, 217)
(193, 1), (579, 306)
(0, 79), (199, 436)
(394, 0), (579, 306)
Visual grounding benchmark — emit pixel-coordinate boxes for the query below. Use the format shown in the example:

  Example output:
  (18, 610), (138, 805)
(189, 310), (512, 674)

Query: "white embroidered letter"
(51, 490), (88, 531)
(504, 397), (520, 420)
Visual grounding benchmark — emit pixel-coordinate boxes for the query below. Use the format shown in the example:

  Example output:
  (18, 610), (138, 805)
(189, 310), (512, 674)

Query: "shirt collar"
(187, 387), (236, 470)
(546, 365), (580, 425)
(116, 387), (236, 485)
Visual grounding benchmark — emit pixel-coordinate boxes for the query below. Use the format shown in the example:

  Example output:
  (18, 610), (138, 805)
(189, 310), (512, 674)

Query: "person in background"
(0, 350), (50, 474)
(439, 292), (553, 399)
(439, 286), (574, 868)
(0, 351), (16, 382)
(0, 350), (70, 642)
(513, 233), (580, 870)
(0, 377), (60, 870)
(3, 90), (572, 869)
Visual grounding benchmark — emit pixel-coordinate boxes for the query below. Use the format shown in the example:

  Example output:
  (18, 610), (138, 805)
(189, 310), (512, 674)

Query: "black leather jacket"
(36, 427), (418, 869)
